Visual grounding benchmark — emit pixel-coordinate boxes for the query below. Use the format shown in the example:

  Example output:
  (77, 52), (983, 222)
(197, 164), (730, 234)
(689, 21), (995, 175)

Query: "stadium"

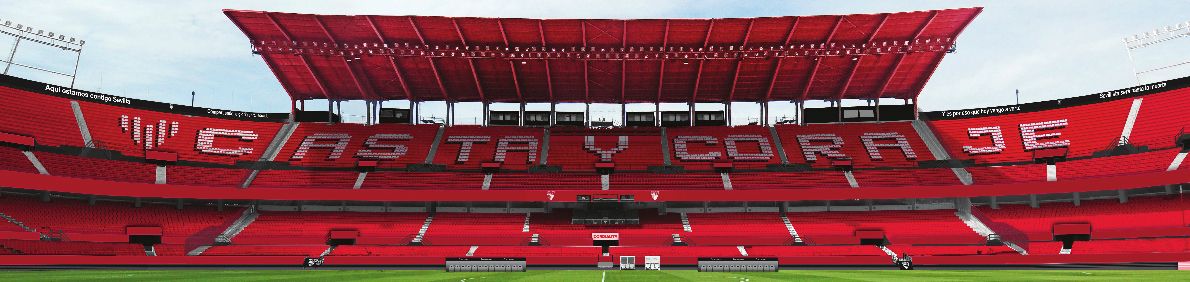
(0, 2), (1188, 280)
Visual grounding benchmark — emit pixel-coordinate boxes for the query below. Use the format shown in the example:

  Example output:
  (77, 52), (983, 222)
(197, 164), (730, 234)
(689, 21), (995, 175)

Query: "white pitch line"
(602, 271), (606, 282)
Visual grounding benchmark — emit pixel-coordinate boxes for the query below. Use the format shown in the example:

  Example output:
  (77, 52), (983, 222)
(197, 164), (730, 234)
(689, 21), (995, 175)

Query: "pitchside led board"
(592, 233), (620, 241)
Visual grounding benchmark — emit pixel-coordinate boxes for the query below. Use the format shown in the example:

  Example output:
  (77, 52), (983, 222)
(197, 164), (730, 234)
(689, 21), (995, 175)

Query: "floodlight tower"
(1122, 20), (1190, 85)
(0, 18), (86, 87)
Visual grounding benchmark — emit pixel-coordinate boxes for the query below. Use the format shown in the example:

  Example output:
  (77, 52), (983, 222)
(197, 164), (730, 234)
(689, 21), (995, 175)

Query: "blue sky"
(2, 0), (1188, 124)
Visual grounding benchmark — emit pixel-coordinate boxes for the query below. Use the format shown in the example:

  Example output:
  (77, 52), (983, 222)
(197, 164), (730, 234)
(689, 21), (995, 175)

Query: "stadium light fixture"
(1121, 19), (1190, 85)
(0, 19), (86, 87)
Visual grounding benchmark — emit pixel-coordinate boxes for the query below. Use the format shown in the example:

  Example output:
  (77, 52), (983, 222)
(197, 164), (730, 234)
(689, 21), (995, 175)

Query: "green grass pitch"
(0, 270), (1185, 281)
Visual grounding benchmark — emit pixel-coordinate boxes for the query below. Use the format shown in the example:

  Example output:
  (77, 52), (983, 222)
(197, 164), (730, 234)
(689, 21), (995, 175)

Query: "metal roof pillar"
(724, 102), (731, 126)
(621, 103), (627, 127)
(483, 102), (490, 126)
(654, 102), (661, 127)
(328, 100), (335, 123)
(874, 99), (881, 122)
(836, 100), (843, 123)
(797, 101), (804, 125)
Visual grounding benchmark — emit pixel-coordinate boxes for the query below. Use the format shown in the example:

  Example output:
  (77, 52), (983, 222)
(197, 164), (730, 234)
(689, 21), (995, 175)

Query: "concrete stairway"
(241, 122), (299, 188)
(911, 120), (974, 185)
(353, 172), (368, 189)
(215, 208), (259, 244)
(779, 214), (804, 244)
(22, 151), (48, 175)
(720, 173), (733, 190)
(411, 214), (434, 244)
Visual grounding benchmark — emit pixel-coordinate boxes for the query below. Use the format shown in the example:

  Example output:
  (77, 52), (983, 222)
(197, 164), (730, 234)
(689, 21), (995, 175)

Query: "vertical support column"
(759, 102), (765, 126)
(654, 102), (660, 127)
(483, 102), (489, 126)
(412, 101), (419, 125)
(585, 103), (591, 127)
(796, 102), (804, 125)
(622, 103), (627, 127)
(520, 103), (526, 126)
(763, 101), (770, 126)
(550, 102), (556, 127)
(875, 99), (881, 121)
(290, 100), (297, 121)
(365, 101), (372, 125)
(688, 102), (695, 126)
(912, 98), (919, 120)
(724, 102), (731, 126)
(757, 102), (764, 126)
(327, 100), (335, 123)
(836, 100), (843, 123)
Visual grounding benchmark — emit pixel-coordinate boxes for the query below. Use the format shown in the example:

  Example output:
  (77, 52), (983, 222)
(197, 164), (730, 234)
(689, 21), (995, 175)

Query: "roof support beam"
(906, 11), (947, 99)
(874, 54), (907, 99)
(313, 16), (378, 101)
(621, 20), (627, 104)
(408, 17), (450, 101)
(452, 19), (486, 102)
(264, 13), (332, 100)
(538, 20), (555, 103)
(224, 14), (299, 99)
(364, 16), (414, 101)
(657, 20), (670, 103)
(545, 60), (555, 103)
(727, 19), (755, 102)
(836, 14), (889, 101)
(691, 61), (705, 104)
(691, 20), (714, 103)
(835, 57), (863, 100)
(911, 11), (940, 44)
(764, 17), (799, 102)
(584, 61), (590, 103)
(581, 20), (589, 103)
(508, 61), (524, 103)
(799, 16), (844, 101)
(876, 11), (937, 99)
(497, 19), (524, 103)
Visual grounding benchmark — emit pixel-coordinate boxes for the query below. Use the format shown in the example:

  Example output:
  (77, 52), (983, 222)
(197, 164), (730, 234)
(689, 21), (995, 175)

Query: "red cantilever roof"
(225, 7), (981, 103)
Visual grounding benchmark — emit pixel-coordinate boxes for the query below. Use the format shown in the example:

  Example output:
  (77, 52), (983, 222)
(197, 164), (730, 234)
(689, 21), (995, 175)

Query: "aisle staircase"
(411, 214), (434, 245)
(680, 213), (693, 232)
(779, 214), (804, 244)
(215, 207), (259, 244)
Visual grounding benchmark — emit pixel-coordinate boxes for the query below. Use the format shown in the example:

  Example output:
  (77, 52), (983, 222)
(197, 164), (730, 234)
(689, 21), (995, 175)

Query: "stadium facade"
(0, 6), (1187, 270)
